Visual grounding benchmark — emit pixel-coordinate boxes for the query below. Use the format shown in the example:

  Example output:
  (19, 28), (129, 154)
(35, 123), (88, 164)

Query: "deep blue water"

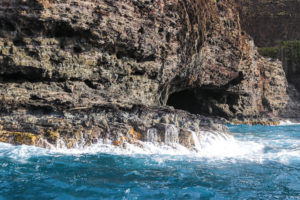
(1, 124), (300, 199)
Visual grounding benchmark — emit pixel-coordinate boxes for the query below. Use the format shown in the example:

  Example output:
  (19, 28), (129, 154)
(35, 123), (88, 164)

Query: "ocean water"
(0, 124), (300, 200)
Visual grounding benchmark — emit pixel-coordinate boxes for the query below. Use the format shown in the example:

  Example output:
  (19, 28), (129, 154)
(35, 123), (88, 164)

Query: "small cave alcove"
(166, 89), (201, 115)
(166, 88), (239, 117)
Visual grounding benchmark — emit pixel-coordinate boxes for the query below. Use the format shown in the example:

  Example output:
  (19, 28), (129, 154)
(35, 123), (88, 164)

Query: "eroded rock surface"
(0, 0), (289, 148)
(236, 0), (300, 121)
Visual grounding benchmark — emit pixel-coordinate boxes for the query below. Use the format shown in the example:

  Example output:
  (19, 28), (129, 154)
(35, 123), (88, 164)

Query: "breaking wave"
(1, 124), (299, 165)
(1, 124), (300, 199)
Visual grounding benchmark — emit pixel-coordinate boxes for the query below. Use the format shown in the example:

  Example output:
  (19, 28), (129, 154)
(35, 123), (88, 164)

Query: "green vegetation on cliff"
(259, 40), (300, 79)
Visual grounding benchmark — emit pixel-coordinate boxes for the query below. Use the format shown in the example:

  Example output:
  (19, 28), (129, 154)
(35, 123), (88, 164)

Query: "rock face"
(236, 0), (300, 82)
(236, 0), (300, 47)
(236, 0), (300, 120)
(0, 0), (289, 148)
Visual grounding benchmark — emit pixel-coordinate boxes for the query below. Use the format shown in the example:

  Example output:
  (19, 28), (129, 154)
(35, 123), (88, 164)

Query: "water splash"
(0, 127), (259, 162)
(164, 124), (179, 144)
(279, 120), (300, 126)
(146, 128), (158, 143)
(1, 125), (300, 165)
(198, 131), (263, 159)
(191, 131), (201, 150)
(1, 125), (300, 200)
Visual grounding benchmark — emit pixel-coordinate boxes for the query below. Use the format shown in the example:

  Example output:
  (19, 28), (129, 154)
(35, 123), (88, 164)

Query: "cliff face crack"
(84, 80), (97, 89)
(222, 72), (244, 89)
(0, 66), (47, 83)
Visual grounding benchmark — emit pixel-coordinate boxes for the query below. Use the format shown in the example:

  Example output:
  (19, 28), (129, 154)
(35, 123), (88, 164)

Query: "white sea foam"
(279, 120), (300, 126)
(197, 131), (265, 160)
(1, 126), (299, 164)
(0, 142), (50, 162)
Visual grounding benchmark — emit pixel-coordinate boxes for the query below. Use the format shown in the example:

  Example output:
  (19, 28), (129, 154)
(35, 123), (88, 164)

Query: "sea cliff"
(0, 0), (293, 148)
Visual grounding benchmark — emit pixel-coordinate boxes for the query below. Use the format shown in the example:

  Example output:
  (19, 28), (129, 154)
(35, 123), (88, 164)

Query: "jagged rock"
(0, 104), (228, 149)
(0, 0), (290, 148)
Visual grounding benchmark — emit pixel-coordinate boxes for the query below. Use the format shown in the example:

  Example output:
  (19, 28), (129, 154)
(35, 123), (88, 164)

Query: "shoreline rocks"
(0, 104), (229, 149)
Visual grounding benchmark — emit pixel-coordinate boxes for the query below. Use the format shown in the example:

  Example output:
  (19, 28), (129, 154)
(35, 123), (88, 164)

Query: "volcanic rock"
(0, 0), (289, 148)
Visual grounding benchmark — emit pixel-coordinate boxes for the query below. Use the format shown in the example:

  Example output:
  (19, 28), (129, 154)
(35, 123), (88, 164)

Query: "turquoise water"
(1, 124), (300, 199)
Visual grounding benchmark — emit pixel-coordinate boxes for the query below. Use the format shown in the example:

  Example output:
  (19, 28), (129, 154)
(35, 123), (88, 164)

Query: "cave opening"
(166, 89), (201, 115)
(166, 88), (238, 117)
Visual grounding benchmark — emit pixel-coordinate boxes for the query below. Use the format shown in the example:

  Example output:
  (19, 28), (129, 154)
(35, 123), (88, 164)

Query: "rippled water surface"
(1, 124), (300, 199)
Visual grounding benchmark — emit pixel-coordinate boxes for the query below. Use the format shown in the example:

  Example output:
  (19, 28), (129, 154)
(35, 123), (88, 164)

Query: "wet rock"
(0, 104), (228, 149)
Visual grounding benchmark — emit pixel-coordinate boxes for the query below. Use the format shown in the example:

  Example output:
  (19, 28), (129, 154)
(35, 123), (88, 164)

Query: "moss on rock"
(259, 40), (300, 79)
(0, 130), (39, 145)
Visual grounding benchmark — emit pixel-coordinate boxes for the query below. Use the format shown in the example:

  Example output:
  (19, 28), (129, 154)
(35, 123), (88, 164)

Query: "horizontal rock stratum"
(0, 0), (289, 148)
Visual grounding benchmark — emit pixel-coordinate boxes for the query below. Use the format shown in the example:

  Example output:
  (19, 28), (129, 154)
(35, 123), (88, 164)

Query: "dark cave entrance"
(166, 89), (201, 115)
(166, 88), (239, 117)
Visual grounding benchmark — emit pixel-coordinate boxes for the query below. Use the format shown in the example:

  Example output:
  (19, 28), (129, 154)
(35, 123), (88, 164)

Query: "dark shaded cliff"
(236, 0), (300, 118)
(0, 0), (289, 147)
(236, 0), (300, 47)
(236, 0), (300, 79)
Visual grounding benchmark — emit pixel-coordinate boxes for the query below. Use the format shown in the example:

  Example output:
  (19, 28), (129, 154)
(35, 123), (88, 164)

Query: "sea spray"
(146, 128), (158, 143)
(279, 120), (300, 126)
(1, 124), (300, 163)
(191, 131), (201, 150)
(0, 126), (263, 161)
(164, 124), (179, 144)
(3, 124), (300, 165)
(57, 138), (67, 149)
